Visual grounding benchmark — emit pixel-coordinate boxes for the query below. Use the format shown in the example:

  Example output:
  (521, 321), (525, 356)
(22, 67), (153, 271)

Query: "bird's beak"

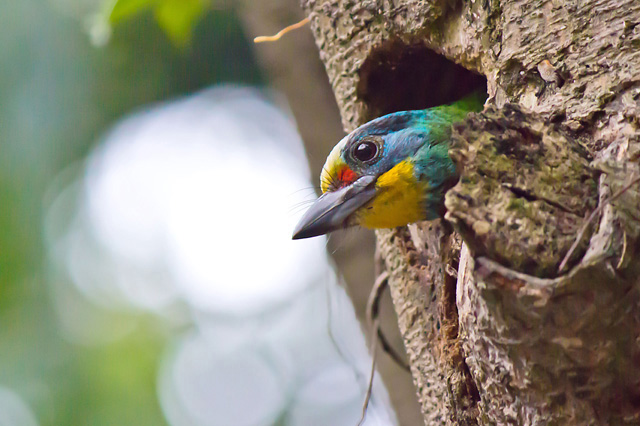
(292, 175), (377, 239)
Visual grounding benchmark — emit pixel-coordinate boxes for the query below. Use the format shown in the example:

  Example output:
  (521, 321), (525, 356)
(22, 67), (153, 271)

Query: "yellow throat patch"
(354, 160), (426, 229)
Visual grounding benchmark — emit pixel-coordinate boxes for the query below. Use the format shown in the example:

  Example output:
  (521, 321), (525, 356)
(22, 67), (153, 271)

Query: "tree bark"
(300, 0), (640, 424)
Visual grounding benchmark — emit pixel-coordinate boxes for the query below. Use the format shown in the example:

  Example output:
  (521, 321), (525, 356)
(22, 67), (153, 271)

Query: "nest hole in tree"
(357, 40), (487, 120)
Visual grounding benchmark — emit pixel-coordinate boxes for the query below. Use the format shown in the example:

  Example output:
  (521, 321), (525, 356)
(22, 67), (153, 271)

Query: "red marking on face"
(337, 167), (358, 188)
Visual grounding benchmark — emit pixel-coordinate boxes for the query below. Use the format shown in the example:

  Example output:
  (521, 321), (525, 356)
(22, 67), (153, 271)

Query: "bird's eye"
(352, 141), (379, 163)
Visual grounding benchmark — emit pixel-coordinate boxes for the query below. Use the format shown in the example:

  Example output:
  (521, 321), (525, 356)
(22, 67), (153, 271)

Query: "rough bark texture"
(301, 0), (640, 424)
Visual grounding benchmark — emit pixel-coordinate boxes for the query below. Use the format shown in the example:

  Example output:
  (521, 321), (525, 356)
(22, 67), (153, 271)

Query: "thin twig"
(366, 271), (389, 330)
(372, 250), (410, 370)
(558, 175), (640, 273)
(253, 17), (310, 43)
(357, 271), (389, 426)
(376, 327), (410, 371)
(357, 316), (379, 426)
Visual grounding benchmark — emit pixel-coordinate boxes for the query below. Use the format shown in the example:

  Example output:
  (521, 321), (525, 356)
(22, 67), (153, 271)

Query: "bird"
(292, 92), (485, 240)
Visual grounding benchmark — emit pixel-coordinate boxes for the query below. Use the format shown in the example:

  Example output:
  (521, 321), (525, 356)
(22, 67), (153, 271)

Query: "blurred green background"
(1, 1), (262, 424)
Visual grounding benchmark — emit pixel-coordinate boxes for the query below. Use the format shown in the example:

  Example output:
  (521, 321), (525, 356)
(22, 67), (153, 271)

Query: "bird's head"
(292, 109), (460, 239)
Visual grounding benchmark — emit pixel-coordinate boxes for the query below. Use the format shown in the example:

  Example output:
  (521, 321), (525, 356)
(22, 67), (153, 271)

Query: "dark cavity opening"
(357, 40), (487, 121)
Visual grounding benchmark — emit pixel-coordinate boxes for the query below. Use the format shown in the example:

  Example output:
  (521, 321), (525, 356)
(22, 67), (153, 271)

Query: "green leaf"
(109, 0), (157, 24)
(153, 0), (205, 46)
(104, 0), (206, 47)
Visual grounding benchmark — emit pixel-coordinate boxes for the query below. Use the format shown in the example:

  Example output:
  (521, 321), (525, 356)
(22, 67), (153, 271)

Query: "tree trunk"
(300, 0), (640, 424)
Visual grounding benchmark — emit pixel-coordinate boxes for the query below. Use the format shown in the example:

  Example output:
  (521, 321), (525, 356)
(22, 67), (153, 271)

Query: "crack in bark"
(501, 182), (581, 215)
(440, 233), (481, 425)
